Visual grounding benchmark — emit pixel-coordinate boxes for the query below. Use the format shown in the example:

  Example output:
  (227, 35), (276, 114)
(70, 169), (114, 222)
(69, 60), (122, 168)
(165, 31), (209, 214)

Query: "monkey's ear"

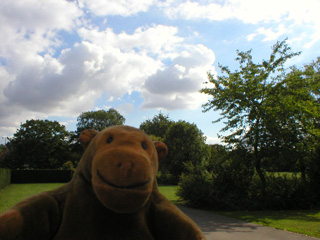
(79, 129), (98, 149)
(154, 142), (168, 161)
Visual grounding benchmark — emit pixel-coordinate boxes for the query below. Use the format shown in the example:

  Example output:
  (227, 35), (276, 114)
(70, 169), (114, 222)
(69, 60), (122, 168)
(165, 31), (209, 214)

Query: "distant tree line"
(0, 108), (126, 170)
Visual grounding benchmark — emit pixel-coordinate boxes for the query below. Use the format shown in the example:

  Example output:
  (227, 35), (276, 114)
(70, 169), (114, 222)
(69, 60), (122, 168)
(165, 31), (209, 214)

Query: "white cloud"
(247, 24), (288, 42)
(205, 136), (222, 145)
(0, 8), (217, 137)
(162, 0), (320, 25)
(206, 136), (225, 145)
(78, 24), (183, 57)
(0, 0), (81, 61)
(142, 44), (215, 110)
(80, 0), (156, 16)
(162, 0), (320, 47)
(163, 1), (232, 21)
(0, 0), (220, 139)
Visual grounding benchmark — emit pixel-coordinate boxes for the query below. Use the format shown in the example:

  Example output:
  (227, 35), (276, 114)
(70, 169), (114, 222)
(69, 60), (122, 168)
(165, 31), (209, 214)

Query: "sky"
(1, 0), (320, 145)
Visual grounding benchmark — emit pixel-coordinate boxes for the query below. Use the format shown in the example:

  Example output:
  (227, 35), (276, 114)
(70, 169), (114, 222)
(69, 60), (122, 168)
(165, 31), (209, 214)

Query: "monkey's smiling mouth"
(97, 170), (151, 189)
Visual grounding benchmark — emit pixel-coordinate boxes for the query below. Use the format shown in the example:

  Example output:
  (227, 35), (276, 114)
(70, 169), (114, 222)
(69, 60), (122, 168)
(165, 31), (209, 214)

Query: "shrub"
(0, 168), (11, 189)
(248, 172), (314, 210)
(157, 170), (177, 185)
(177, 156), (255, 210)
(306, 150), (320, 203)
(177, 154), (319, 210)
(177, 161), (213, 208)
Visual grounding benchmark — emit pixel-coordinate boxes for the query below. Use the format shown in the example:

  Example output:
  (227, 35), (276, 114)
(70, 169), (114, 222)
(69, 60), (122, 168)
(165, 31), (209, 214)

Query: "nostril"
(117, 162), (133, 170)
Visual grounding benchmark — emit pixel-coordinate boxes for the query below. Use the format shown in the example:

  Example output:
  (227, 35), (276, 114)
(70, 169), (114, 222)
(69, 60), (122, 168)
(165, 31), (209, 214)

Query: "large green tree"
(162, 120), (210, 184)
(201, 39), (302, 201)
(139, 112), (173, 140)
(76, 108), (125, 133)
(4, 120), (70, 169)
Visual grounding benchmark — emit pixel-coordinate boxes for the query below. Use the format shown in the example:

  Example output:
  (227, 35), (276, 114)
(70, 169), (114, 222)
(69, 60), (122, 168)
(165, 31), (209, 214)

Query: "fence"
(11, 170), (73, 183)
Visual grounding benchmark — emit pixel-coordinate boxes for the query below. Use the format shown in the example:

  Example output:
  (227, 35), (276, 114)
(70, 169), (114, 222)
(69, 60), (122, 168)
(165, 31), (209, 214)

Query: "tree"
(162, 120), (210, 184)
(270, 57), (320, 179)
(0, 145), (8, 167)
(201, 39), (301, 201)
(3, 119), (70, 169)
(76, 108), (125, 133)
(139, 112), (173, 140)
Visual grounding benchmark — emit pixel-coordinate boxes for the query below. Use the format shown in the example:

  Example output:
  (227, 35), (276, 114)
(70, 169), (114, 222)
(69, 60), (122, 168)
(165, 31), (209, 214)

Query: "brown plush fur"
(0, 125), (205, 240)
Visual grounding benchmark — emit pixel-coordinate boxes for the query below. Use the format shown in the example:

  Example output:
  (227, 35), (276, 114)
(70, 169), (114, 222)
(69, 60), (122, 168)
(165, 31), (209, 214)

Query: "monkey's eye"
(141, 141), (147, 150)
(106, 136), (113, 144)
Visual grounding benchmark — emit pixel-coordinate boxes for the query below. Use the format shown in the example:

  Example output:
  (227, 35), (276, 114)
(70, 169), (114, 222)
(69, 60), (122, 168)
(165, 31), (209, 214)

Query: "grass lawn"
(0, 183), (65, 214)
(219, 210), (320, 238)
(158, 185), (180, 203)
(0, 184), (179, 214)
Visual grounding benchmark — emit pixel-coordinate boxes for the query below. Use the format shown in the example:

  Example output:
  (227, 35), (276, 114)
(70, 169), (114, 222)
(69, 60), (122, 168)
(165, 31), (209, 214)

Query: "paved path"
(179, 206), (319, 240)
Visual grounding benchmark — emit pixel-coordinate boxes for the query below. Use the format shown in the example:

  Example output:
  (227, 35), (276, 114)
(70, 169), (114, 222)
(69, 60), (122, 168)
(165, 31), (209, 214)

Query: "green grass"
(0, 183), (64, 214)
(218, 210), (320, 238)
(158, 185), (180, 203)
(0, 184), (179, 214)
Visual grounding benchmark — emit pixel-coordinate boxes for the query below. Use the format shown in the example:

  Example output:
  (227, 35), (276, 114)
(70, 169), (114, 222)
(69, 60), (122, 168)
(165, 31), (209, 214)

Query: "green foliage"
(177, 160), (213, 208)
(62, 161), (76, 172)
(0, 145), (8, 168)
(162, 120), (210, 184)
(157, 170), (176, 185)
(148, 134), (163, 142)
(76, 108), (125, 133)
(178, 146), (319, 210)
(0, 169), (11, 189)
(3, 120), (71, 169)
(140, 112), (173, 139)
(200, 39), (320, 202)
(178, 150), (255, 210)
(71, 108), (126, 167)
(306, 146), (320, 202)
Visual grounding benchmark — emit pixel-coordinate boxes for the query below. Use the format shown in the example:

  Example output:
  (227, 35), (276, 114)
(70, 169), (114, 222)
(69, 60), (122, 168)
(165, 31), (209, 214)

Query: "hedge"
(0, 168), (11, 189)
(11, 170), (73, 183)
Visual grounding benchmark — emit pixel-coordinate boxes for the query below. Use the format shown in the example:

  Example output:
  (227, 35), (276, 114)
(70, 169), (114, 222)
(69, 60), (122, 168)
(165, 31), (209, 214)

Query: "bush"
(177, 148), (320, 210)
(11, 170), (73, 183)
(157, 170), (177, 185)
(306, 150), (320, 203)
(0, 168), (11, 189)
(177, 161), (213, 208)
(177, 155), (255, 210)
(248, 172), (313, 210)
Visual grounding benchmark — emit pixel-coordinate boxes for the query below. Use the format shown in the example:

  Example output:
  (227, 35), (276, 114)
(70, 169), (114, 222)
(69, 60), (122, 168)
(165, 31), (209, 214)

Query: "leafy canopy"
(201, 39), (302, 150)
(76, 108), (125, 133)
(139, 112), (173, 139)
(3, 119), (70, 169)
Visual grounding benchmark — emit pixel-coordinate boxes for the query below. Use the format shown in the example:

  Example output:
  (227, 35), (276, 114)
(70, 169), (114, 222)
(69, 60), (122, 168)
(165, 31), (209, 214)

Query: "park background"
(0, 0), (320, 238)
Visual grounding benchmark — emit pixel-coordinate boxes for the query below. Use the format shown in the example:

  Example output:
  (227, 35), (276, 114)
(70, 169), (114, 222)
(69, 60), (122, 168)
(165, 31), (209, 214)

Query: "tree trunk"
(254, 148), (266, 204)
(298, 156), (306, 182)
(253, 118), (266, 205)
